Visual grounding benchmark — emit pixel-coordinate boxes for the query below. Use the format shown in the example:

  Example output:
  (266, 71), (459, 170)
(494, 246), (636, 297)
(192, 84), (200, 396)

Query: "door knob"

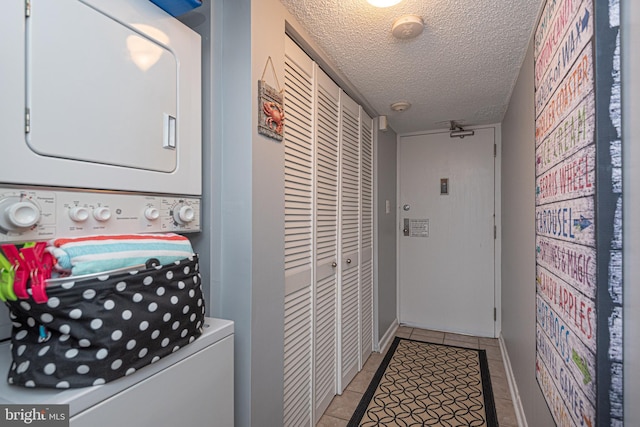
(346, 259), (352, 264)
(331, 261), (337, 268)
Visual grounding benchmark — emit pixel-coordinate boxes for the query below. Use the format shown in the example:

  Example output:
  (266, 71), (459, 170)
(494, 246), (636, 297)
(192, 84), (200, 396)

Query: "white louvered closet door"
(313, 66), (340, 422)
(359, 111), (374, 364)
(283, 37), (314, 427)
(338, 93), (361, 392)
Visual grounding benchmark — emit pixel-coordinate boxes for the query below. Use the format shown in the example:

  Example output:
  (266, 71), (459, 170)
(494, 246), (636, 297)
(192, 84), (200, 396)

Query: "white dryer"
(0, 0), (202, 195)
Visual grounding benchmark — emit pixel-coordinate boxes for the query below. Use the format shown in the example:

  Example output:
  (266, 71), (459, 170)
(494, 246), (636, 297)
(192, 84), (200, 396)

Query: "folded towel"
(47, 233), (194, 276)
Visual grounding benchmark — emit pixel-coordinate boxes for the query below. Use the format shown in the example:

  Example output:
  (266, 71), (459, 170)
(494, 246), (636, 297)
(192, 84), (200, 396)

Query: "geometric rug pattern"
(348, 337), (498, 426)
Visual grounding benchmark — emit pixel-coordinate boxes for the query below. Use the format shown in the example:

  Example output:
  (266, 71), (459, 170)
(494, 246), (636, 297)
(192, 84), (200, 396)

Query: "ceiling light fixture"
(449, 121), (474, 138)
(367, 0), (403, 7)
(390, 101), (411, 112)
(391, 15), (424, 39)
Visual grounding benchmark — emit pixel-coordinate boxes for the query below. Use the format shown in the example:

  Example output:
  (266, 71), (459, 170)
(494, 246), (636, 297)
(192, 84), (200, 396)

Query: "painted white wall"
(622, 0), (640, 424)
(374, 122), (398, 344)
(500, 39), (555, 426)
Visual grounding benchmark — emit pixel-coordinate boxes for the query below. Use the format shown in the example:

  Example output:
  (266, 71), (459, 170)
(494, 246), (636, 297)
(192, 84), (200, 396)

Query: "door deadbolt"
(403, 204), (410, 211)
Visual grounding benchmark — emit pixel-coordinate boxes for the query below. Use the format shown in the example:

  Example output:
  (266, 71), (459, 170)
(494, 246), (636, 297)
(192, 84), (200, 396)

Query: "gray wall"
(500, 40), (555, 426)
(503, 2), (639, 425)
(180, 0), (220, 319)
(249, 0), (286, 424)
(191, 0), (383, 425)
(183, 1), (640, 426)
(219, 1), (263, 426)
(374, 122), (398, 343)
(622, 0), (640, 424)
(191, 0), (286, 425)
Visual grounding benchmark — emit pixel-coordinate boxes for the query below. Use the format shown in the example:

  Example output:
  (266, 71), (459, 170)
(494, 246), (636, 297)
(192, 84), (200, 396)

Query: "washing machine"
(0, 318), (234, 426)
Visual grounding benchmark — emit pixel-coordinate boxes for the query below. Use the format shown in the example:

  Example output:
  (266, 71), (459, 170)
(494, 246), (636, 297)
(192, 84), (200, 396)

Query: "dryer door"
(27, 0), (177, 172)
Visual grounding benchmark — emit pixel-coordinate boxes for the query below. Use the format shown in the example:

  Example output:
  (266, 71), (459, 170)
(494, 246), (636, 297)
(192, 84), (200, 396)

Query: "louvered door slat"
(284, 285), (312, 427)
(313, 68), (340, 422)
(339, 93), (361, 391)
(360, 113), (374, 362)
(284, 38), (314, 427)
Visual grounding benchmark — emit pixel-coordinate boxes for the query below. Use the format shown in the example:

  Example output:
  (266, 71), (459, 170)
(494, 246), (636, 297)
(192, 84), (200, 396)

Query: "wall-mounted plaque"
(533, 0), (623, 425)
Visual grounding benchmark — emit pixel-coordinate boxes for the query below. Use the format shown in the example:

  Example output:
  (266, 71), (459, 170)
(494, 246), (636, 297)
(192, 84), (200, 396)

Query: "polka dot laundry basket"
(5, 255), (205, 388)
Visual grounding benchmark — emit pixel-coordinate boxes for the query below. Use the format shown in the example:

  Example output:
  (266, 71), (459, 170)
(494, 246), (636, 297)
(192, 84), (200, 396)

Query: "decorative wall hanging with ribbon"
(258, 56), (285, 141)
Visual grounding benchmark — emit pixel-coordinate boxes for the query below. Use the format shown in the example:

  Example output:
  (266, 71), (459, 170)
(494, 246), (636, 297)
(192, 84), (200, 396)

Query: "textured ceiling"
(279, 0), (542, 134)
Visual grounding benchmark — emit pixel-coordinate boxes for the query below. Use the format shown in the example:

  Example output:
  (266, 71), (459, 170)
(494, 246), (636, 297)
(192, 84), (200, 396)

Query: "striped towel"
(47, 234), (194, 276)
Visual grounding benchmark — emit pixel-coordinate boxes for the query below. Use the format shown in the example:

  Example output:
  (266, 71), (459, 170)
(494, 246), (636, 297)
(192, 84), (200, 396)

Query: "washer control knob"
(93, 207), (112, 222)
(173, 204), (195, 225)
(4, 201), (41, 230)
(69, 206), (90, 222)
(144, 207), (160, 221)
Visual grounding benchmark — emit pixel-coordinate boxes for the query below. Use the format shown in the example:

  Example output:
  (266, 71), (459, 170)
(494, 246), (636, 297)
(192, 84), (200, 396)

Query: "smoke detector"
(391, 15), (424, 39)
(390, 101), (411, 112)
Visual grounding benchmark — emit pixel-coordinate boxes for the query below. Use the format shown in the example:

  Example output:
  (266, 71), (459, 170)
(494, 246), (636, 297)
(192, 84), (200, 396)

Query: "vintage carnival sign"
(534, 0), (623, 425)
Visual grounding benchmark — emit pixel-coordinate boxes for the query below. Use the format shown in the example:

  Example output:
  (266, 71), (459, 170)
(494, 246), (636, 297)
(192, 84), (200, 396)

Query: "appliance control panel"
(0, 186), (201, 243)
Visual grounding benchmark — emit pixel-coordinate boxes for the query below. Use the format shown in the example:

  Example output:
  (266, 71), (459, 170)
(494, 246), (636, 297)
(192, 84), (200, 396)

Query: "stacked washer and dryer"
(0, 1), (233, 425)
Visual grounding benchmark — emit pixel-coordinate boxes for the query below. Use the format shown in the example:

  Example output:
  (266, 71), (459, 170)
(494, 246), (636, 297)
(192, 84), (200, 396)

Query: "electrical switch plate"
(440, 178), (449, 195)
(385, 200), (390, 214)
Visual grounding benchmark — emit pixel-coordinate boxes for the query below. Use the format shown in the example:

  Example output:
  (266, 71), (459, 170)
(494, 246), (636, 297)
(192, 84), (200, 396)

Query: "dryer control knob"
(144, 207), (160, 221)
(93, 207), (112, 222)
(69, 206), (90, 222)
(173, 205), (195, 225)
(4, 201), (41, 230)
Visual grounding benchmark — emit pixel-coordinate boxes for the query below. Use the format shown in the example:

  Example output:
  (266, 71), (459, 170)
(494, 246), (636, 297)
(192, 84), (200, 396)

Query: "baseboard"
(377, 318), (399, 354)
(499, 333), (528, 427)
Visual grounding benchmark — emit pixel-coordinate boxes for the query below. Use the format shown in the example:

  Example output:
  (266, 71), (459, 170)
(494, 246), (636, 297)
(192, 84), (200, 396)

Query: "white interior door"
(283, 38), (313, 427)
(338, 93), (361, 391)
(313, 66), (340, 422)
(359, 112), (374, 364)
(398, 128), (496, 337)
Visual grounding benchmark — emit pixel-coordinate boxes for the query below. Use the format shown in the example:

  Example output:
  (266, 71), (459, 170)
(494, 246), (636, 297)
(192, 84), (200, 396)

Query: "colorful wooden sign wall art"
(534, 0), (622, 425)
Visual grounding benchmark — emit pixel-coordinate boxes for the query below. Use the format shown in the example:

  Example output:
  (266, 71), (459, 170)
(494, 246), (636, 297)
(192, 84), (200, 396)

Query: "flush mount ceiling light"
(367, 0), (403, 7)
(390, 101), (411, 112)
(391, 15), (424, 39)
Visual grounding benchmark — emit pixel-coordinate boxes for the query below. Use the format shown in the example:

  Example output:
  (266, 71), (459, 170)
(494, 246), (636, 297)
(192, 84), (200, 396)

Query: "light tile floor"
(317, 326), (518, 427)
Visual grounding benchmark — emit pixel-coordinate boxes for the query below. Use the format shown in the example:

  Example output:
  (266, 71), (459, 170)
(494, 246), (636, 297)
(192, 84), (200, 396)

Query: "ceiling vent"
(391, 15), (424, 39)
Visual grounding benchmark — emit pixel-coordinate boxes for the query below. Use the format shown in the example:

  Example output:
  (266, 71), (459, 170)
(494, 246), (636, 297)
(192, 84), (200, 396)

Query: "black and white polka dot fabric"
(5, 255), (205, 388)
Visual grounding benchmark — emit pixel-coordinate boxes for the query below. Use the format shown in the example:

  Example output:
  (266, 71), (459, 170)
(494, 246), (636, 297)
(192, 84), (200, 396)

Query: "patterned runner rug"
(348, 337), (498, 426)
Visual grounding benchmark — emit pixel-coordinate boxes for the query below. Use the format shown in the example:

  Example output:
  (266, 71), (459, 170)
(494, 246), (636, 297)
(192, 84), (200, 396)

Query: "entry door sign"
(533, 0), (623, 426)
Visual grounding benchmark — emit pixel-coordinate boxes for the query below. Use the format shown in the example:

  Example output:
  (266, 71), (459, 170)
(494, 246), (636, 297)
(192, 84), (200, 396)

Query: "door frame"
(395, 124), (503, 337)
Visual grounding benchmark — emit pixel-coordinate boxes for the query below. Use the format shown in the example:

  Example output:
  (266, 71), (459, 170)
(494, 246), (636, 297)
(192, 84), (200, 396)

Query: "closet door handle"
(346, 259), (352, 264)
(331, 261), (337, 268)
